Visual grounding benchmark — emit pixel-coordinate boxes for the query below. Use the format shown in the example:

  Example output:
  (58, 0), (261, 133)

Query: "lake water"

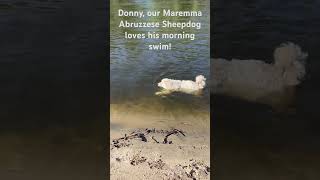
(3, 0), (319, 178)
(212, 0), (320, 179)
(110, 0), (210, 129)
(1, 0), (106, 179)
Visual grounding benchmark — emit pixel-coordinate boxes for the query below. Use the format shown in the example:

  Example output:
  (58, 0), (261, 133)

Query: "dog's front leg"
(155, 89), (173, 97)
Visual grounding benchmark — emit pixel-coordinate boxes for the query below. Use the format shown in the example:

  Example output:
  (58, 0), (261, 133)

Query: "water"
(0, 0), (107, 128)
(0, 0), (106, 179)
(110, 0), (210, 129)
(212, 0), (320, 179)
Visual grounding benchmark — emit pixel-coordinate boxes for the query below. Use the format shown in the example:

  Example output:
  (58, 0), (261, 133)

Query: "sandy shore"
(110, 102), (211, 180)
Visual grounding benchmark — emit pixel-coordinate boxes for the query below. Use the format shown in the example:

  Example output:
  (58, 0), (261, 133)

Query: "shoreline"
(110, 127), (210, 180)
(110, 104), (210, 180)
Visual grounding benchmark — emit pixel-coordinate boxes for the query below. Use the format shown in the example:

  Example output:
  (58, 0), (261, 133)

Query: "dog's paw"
(155, 89), (172, 96)
(155, 91), (167, 97)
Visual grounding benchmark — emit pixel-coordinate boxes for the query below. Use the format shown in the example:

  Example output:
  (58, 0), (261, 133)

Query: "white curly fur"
(212, 42), (308, 106)
(156, 75), (206, 96)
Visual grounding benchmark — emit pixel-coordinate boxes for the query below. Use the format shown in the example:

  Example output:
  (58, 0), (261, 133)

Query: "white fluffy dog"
(156, 75), (206, 96)
(212, 42), (308, 108)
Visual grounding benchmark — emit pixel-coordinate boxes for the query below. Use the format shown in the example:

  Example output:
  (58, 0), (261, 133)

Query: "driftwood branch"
(152, 136), (160, 143)
(163, 129), (186, 144)
(113, 133), (147, 144)
(112, 128), (186, 148)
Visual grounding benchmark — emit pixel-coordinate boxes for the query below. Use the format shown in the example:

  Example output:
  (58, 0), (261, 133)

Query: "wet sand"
(0, 128), (105, 180)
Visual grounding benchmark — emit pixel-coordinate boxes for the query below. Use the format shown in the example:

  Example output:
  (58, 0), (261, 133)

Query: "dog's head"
(195, 75), (206, 89)
(274, 42), (308, 85)
(274, 42), (308, 68)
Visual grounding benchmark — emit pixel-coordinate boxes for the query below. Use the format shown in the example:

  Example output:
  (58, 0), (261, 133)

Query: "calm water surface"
(1, 0), (106, 179)
(110, 0), (210, 111)
(212, 1), (320, 179)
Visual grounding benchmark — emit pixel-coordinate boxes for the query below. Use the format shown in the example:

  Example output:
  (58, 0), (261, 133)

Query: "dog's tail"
(274, 42), (308, 86)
